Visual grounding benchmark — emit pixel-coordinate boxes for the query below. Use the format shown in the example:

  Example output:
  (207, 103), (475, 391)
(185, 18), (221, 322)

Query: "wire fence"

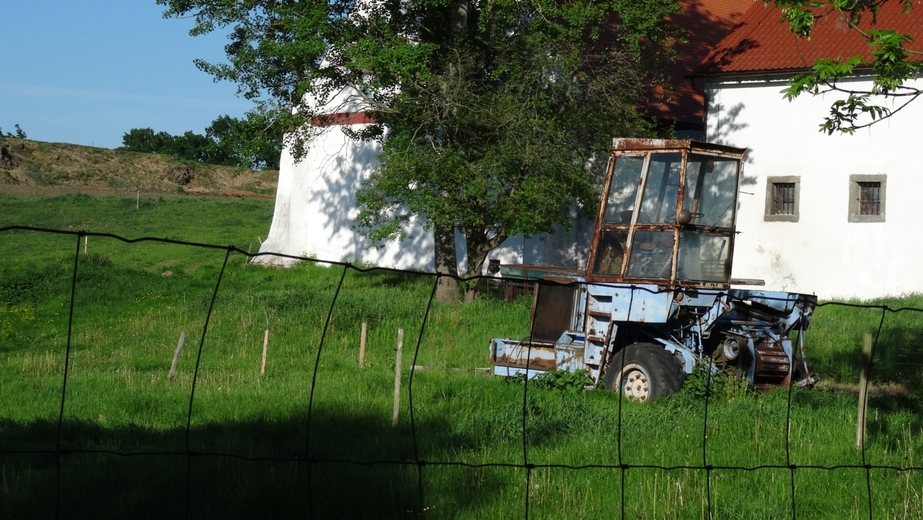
(2, 225), (923, 519)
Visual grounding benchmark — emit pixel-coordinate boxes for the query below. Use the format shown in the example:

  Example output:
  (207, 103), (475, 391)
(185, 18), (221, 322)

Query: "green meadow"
(1, 192), (922, 519)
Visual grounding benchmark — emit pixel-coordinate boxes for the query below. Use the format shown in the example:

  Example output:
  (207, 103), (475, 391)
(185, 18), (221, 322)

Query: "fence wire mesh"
(2, 225), (923, 519)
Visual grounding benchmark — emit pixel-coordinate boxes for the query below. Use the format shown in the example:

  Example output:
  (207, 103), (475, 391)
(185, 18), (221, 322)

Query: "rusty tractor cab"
(489, 138), (816, 401)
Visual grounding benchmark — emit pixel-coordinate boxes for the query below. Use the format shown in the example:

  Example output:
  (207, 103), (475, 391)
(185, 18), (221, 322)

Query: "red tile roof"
(646, 0), (753, 124)
(700, 0), (923, 74)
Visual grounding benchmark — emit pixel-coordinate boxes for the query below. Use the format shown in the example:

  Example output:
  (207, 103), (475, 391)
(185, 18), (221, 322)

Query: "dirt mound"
(0, 137), (277, 198)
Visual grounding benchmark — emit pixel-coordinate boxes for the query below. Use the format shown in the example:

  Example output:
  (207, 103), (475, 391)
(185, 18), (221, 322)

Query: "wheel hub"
(620, 365), (650, 402)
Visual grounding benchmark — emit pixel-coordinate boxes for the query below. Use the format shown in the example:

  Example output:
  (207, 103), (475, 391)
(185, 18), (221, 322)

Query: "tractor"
(489, 138), (816, 400)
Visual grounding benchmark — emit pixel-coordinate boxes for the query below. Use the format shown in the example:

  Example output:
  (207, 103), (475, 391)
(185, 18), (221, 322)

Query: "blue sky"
(2, 1), (254, 150)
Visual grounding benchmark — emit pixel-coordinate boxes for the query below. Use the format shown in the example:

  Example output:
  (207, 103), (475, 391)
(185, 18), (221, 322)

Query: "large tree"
(769, 0), (922, 134)
(158, 0), (681, 301)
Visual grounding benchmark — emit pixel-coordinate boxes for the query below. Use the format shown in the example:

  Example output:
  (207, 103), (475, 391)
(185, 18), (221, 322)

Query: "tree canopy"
(119, 113), (282, 169)
(1, 125), (27, 139)
(769, 0), (922, 134)
(158, 0), (681, 299)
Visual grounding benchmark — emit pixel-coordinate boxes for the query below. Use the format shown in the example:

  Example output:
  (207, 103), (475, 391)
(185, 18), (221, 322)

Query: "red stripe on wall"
(313, 112), (375, 126)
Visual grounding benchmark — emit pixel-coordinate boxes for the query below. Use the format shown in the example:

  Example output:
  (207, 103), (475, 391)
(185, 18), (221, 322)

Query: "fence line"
(2, 225), (922, 519)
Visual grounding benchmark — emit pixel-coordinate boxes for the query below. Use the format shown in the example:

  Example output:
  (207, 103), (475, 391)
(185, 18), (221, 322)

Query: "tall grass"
(807, 297), (923, 390)
(1, 193), (922, 518)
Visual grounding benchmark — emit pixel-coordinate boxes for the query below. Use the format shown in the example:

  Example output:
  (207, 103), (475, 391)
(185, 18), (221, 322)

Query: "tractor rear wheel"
(604, 343), (685, 402)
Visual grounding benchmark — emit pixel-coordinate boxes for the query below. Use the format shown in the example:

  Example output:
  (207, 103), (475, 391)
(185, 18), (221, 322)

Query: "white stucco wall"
(256, 86), (592, 274)
(707, 75), (923, 300)
(255, 86), (439, 269)
(257, 121), (438, 269)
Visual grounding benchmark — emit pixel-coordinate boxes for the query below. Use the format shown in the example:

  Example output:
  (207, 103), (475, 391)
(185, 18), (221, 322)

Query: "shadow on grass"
(346, 267), (435, 289)
(790, 381), (923, 451)
(0, 408), (516, 519)
(819, 323), (923, 391)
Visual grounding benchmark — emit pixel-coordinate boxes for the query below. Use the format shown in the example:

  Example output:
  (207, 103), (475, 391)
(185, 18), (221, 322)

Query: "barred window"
(772, 183), (796, 216)
(764, 176), (800, 222)
(849, 175), (886, 223)
(858, 182), (881, 216)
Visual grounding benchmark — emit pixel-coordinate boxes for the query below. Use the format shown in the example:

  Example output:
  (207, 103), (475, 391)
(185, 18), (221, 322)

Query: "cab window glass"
(637, 153), (682, 224)
(682, 155), (739, 228)
(602, 156), (644, 224)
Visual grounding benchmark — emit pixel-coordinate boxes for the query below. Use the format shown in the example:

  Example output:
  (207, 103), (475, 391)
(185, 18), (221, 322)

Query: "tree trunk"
(451, 1), (469, 33)
(448, 2), (469, 304)
(462, 234), (500, 303)
(434, 223), (460, 303)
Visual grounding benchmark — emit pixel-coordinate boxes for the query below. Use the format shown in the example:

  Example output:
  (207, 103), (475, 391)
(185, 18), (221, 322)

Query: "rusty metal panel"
(499, 264), (584, 278)
(531, 280), (577, 343)
(490, 338), (557, 378)
(753, 338), (791, 385)
(611, 138), (746, 158)
(612, 138), (693, 151)
(555, 343), (586, 372)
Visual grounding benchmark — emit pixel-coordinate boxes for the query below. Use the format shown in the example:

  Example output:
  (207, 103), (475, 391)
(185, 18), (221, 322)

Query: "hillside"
(0, 137), (277, 198)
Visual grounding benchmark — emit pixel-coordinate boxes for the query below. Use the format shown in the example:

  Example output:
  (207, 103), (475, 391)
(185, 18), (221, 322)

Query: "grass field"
(2, 192), (923, 519)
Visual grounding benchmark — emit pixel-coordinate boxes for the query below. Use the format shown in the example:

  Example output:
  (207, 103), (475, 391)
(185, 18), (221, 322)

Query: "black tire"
(604, 343), (685, 402)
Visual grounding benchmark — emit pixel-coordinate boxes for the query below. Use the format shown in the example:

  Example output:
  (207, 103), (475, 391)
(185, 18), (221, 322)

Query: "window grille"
(848, 175), (886, 223)
(858, 182), (881, 216)
(764, 176), (799, 222)
(772, 182), (795, 215)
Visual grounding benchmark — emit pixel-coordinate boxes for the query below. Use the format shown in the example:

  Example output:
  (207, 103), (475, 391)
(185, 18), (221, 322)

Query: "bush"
(680, 362), (753, 401)
(527, 369), (594, 392)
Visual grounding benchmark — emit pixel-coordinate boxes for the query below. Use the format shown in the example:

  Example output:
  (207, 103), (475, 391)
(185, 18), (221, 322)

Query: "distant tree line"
(119, 114), (281, 170)
(1, 125), (27, 139)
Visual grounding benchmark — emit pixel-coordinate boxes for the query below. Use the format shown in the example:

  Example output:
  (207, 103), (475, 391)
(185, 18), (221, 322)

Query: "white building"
(701, 1), (923, 299)
(257, 0), (752, 276)
(256, 85), (586, 273)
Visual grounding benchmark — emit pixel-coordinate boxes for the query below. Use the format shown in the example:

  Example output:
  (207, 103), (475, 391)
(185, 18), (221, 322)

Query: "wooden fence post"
(392, 329), (403, 427)
(856, 332), (873, 448)
(261, 329), (269, 375)
(359, 322), (367, 368)
(168, 332), (186, 384)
